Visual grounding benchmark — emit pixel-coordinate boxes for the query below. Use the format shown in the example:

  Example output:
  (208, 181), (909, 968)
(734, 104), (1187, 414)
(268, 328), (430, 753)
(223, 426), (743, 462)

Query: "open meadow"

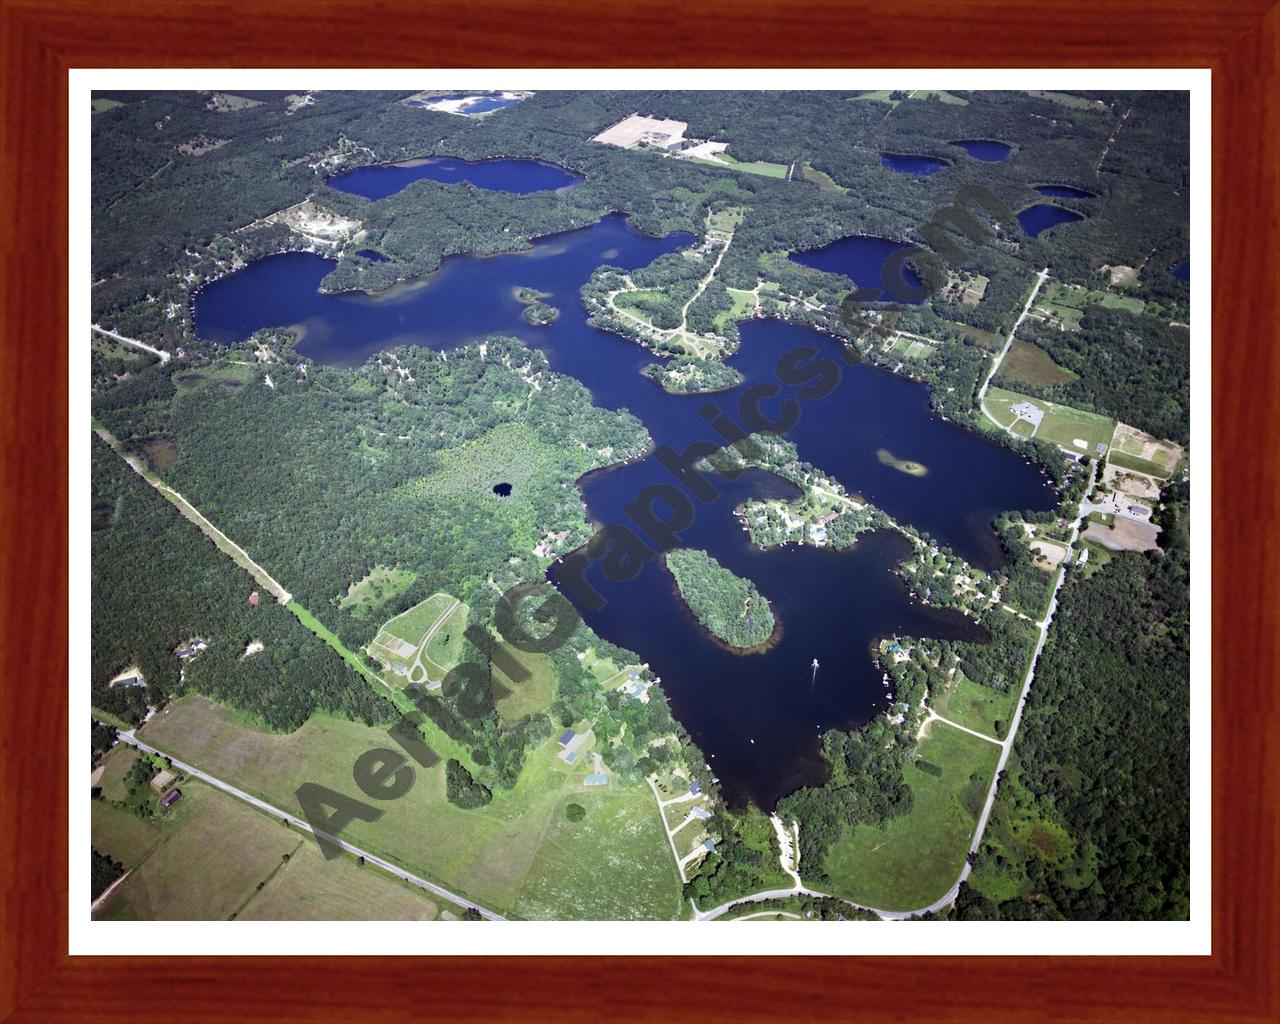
(822, 720), (1001, 910)
(137, 696), (683, 919)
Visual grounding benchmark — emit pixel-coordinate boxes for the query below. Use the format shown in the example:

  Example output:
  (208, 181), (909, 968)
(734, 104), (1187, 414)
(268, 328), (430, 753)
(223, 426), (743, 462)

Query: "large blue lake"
(194, 215), (1056, 807)
(328, 156), (583, 199)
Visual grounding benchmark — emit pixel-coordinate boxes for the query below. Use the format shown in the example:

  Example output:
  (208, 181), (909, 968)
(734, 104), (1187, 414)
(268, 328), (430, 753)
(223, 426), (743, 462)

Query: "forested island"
(665, 548), (777, 650)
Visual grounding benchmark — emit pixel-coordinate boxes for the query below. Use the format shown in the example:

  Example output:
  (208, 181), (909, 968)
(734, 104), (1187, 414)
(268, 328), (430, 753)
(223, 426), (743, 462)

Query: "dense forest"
(664, 548), (777, 649)
(956, 484), (1191, 919)
(91, 438), (395, 730)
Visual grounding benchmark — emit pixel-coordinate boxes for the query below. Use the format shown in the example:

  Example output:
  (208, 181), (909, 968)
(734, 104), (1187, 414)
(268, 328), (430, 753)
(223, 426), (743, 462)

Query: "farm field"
(996, 340), (1077, 387)
(92, 798), (166, 868)
(986, 386), (1115, 454)
(236, 841), (445, 921)
(1039, 281), (1146, 318)
(931, 673), (1018, 741)
(136, 696), (682, 919)
(96, 782), (302, 921)
(822, 720), (1001, 911)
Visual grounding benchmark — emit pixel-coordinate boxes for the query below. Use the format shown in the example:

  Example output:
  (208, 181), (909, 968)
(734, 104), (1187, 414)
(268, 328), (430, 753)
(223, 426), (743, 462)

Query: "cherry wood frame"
(2, 1), (1276, 1020)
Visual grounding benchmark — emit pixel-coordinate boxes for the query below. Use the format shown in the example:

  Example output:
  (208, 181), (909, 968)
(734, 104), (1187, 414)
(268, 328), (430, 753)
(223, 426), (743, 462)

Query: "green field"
(92, 97), (124, 114)
(1107, 448), (1175, 479)
(337, 565), (417, 619)
(136, 696), (682, 919)
(996, 341), (1077, 387)
(1027, 90), (1107, 111)
(822, 721), (1001, 910)
(236, 841), (445, 921)
(931, 674), (1018, 740)
(1041, 281), (1145, 317)
(985, 386), (1115, 454)
(379, 592), (457, 648)
(92, 799), (166, 868)
(97, 783), (302, 920)
(694, 152), (789, 179)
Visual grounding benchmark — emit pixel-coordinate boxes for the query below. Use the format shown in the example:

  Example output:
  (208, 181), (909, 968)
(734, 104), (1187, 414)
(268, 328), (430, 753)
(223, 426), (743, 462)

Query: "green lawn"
(422, 600), (469, 676)
(136, 696), (682, 919)
(822, 721), (1001, 911)
(694, 152), (789, 179)
(985, 386), (1114, 454)
(1107, 448), (1176, 479)
(92, 97), (125, 114)
(379, 592), (457, 648)
(97, 782), (302, 920)
(931, 673), (1018, 741)
(996, 341), (1077, 388)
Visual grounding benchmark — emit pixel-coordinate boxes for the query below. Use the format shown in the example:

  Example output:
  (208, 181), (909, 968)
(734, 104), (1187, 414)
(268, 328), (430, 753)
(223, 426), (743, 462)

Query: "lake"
(950, 140), (1012, 162)
(1017, 204), (1085, 238)
(1034, 184), (1097, 199)
(194, 215), (1056, 808)
(328, 156), (584, 200)
(881, 152), (950, 175)
(787, 235), (925, 303)
(1171, 258), (1190, 282)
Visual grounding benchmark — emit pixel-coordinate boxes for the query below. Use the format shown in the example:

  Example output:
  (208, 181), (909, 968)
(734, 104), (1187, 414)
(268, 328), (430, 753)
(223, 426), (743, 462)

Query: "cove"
(328, 156), (584, 200)
(194, 215), (1056, 808)
(787, 236), (925, 303)
(1018, 204), (1085, 238)
(1034, 184), (1097, 199)
(950, 140), (1012, 162)
(881, 152), (950, 175)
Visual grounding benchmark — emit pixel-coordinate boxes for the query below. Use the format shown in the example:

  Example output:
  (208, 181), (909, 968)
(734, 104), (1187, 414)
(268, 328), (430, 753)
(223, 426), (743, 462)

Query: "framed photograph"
(2, 1), (1274, 1020)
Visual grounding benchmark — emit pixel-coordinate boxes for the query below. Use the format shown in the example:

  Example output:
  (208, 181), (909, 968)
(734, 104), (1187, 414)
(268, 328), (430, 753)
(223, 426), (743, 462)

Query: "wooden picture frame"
(2, 1), (1274, 1019)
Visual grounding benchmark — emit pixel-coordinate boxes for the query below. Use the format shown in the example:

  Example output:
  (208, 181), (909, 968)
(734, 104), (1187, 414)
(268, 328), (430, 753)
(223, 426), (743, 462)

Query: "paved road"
(977, 267), (1050, 431)
(92, 324), (171, 364)
(106, 722), (505, 921)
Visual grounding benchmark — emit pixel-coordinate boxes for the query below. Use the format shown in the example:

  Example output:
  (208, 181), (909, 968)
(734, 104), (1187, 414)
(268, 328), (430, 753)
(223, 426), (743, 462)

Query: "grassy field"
(799, 162), (846, 192)
(379, 592), (456, 648)
(136, 696), (682, 919)
(1107, 449), (1175, 479)
(492, 642), (558, 726)
(92, 799), (166, 868)
(1027, 90), (1107, 111)
(713, 287), (758, 335)
(694, 152), (789, 179)
(707, 206), (748, 232)
(423, 600), (469, 676)
(931, 673), (1018, 741)
(996, 341), (1077, 387)
(96, 744), (141, 801)
(97, 782), (302, 920)
(236, 841), (445, 921)
(1041, 281), (1145, 317)
(985, 386), (1114, 453)
(822, 721), (1001, 910)
(338, 565), (417, 619)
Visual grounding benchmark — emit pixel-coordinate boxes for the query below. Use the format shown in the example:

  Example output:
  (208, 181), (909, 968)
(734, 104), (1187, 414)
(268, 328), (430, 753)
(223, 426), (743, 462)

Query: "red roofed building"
(248, 590), (260, 607)
(818, 510), (839, 525)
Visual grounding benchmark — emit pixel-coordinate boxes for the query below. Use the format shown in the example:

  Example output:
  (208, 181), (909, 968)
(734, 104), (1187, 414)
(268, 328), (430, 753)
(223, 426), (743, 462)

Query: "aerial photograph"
(88, 87), (1191, 924)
